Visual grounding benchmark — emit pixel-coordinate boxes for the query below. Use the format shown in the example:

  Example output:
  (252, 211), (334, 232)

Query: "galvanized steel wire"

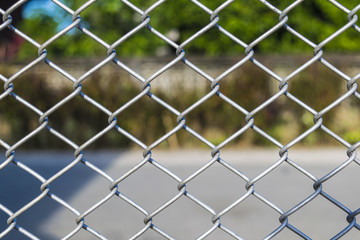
(1, 0), (360, 239)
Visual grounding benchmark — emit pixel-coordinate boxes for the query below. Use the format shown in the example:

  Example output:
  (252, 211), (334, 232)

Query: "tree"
(5, 0), (360, 59)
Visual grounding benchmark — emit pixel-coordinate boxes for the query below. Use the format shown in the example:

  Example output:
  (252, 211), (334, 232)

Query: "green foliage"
(15, 0), (360, 59)
(1, 59), (355, 149)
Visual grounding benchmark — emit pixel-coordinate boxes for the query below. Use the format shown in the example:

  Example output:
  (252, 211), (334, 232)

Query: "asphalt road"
(1, 149), (359, 239)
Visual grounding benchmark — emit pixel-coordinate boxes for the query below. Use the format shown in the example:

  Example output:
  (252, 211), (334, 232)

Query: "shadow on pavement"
(0, 150), (123, 240)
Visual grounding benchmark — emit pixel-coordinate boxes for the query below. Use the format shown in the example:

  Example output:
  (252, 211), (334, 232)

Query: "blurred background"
(1, 0), (360, 150)
(1, 1), (360, 239)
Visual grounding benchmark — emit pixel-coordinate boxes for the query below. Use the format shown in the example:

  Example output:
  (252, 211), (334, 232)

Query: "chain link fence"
(1, 0), (360, 239)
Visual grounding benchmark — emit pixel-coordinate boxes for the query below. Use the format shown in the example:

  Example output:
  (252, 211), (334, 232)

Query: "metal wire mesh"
(1, 0), (360, 239)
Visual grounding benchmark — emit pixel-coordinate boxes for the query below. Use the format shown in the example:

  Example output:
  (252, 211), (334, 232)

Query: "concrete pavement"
(1, 149), (359, 239)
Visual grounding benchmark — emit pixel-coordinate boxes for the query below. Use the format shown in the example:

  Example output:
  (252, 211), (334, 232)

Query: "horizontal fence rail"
(1, 0), (360, 239)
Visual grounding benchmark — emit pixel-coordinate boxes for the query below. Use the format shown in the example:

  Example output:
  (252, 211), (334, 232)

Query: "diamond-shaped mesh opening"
(220, 195), (282, 239)
(78, 69), (141, 107)
(184, 162), (248, 210)
(5, 67), (73, 108)
(150, 0), (210, 38)
(290, 196), (350, 239)
(83, 196), (146, 239)
(115, 95), (176, 146)
(288, 62), (346, 110)
(183, 95), (247, 146)
(36, 199), (80, 239)
(254, 162), (315, 211)
(154, 196), (215, 239)
(0, 161), (41, 210)
(219, 62), (273, 108)
(14, 196), (62, 238)
(322, 161), (360, 210)
(116, 160), (180, 210)
(0, 97), (40, 145)
(112, 27), (166, 57)
(46, 162), (111, 211)
(219, 0), (281, 44)
(48, 101), (110, 146)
